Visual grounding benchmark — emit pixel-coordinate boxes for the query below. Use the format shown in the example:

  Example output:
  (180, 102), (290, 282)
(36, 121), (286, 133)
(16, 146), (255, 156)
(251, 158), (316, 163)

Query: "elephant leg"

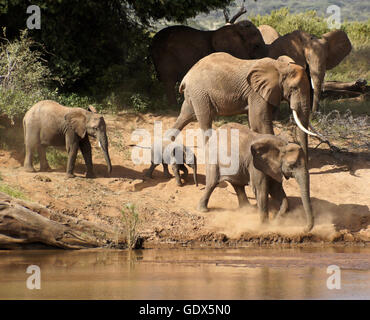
(24, 143), (36, 172)
(198, 163), (219, 212)
(65, 134), (79, 178)
(254, 173), (269, 224)
(164, 79), (178, 107)
(248, 93), (274, 134)
(38, 145), (51, 172)
(170, 100), (196, 140)
(180, 164), (188, 180)
(231, 184), (250, 208)
(171, 164), (182, 186)
(268, 179), (289, 219)
(163, 163), (172, 179)
(145, 162), (157, 178)
(79, 137), (95, 178)
(23, 128), (38, 172)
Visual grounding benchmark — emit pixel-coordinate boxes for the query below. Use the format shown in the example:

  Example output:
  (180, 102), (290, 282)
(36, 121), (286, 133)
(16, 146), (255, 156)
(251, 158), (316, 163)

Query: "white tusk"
(292, 110), (318, 137)
(311, 78), (315, 90)
(98, 141), (102, 148)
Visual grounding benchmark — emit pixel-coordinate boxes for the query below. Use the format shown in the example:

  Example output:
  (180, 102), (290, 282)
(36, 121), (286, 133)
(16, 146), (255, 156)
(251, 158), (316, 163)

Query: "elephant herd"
(22, 20), (353, 233)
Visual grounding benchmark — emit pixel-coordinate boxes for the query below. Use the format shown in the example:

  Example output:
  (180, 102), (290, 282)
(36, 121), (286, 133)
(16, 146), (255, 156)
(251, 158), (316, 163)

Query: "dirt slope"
(0, 112), (369, 247)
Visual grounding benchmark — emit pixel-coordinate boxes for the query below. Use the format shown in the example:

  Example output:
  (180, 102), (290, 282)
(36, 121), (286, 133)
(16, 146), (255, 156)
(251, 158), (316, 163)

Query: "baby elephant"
(198, 123), (314, 232)
(145, 141), (198, 187)
(23, 100), (112, 178)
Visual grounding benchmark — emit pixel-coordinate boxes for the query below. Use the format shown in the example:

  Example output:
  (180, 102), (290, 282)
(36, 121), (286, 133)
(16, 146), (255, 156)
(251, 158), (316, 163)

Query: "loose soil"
(0, 112), (369, 247)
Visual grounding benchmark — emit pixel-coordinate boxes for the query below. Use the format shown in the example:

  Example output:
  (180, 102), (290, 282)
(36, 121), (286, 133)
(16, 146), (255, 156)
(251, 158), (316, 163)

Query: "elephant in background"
(171, 53), (318, 161)
(23, 100), (112, 178)
(258, 25), (280, 44)
(268, 29), (352, 112)
(151, 20), (268, 107)
(198, 123), (314, 232)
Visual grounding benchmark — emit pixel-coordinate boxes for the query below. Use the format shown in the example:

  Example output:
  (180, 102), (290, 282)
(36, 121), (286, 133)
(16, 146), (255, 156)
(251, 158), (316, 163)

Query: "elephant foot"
(24, 166), (36, 173)
(304, 222), (314, 233)
(85, 172), (96, 179)
(65, 173), (76, 179)
(197, 203), (209, 212)
(164, 172), (172, 179)
(39, 165), (51, 172)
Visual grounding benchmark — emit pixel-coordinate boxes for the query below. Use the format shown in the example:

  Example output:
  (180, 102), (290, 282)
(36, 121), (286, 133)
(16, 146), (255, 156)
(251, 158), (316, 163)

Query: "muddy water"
(0, 247), (369, 300)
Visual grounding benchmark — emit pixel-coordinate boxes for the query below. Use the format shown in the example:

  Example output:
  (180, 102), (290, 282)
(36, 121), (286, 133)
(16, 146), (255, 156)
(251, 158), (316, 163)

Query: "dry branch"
(223, 1), (247, 24)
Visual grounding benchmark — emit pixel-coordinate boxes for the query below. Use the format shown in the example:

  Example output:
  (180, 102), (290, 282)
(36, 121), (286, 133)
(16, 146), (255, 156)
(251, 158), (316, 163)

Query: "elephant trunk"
(294, 167), (314, 232)
(97, 131), (112, 175)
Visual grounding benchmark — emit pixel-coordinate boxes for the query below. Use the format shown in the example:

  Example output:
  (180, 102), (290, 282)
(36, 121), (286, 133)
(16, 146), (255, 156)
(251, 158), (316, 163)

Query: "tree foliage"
(0, 0), (232, 92)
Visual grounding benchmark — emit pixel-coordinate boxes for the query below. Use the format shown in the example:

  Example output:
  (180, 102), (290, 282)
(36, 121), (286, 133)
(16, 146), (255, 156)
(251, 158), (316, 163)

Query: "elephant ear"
(65, 110), (87, 138)
(246, 58), (282, 107)
(211, 25), (245, 58)
(322, 30), (352, 70)
(250, 137), (286, 183)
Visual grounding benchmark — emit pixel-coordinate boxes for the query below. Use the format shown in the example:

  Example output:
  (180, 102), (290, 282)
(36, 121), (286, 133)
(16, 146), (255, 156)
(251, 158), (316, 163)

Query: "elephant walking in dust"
(198, 123), (314, 232)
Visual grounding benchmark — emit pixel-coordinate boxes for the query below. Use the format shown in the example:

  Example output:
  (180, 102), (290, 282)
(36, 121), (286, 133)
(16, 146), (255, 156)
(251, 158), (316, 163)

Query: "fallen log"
(0, 192), (125, 249)
(323, 79), (367, 92)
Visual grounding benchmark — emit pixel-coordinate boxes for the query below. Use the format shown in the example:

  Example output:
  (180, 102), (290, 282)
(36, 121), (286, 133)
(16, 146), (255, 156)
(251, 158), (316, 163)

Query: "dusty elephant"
(145, 141), (198, 187)
(198, 123), (314, 232)
(151, 20), (268, 107)
(23, 100), (112, 178)
(268, 29), (352, 112)
(171, 53), (319, 160)
(258, 25), (280, 44)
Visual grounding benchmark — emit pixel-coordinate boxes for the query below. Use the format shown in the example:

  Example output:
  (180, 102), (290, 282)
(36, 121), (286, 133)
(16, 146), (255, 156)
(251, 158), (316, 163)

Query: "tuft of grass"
(0, 183), (27, 200)
(121, 203), (140, 250)
(45, 148), (68, 169)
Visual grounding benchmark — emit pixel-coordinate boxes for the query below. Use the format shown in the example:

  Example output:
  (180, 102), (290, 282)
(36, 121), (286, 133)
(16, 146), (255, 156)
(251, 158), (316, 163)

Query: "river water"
(0, 247), (369, 299)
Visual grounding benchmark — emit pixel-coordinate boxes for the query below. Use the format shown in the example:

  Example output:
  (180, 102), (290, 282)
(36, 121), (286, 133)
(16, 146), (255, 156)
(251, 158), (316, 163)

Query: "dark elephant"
(23, 100), (112, 178)
(151, 20), (268, 107)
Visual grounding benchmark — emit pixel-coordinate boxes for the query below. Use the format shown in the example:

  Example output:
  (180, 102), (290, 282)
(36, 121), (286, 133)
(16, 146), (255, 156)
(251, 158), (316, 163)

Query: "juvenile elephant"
(268, 29), (352, 112)
(23, 100), (112, 178)
(151, 20), (268, 107)
(198, 123), (314, 232)
(258, 25), (280, 44)
(172, 53), (318, 160)
(145, 141), (198, 187)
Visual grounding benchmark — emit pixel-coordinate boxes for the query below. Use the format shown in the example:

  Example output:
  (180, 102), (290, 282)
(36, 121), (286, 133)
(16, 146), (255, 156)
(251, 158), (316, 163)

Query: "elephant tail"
(179, 79), (186, 94)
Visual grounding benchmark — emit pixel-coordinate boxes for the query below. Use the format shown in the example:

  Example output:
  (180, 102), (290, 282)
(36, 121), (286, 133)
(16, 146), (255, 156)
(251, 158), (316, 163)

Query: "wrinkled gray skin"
(172, 53), (313, 162)
(145, 141), (198, 187)
(151, 20), (268, 107)
(23, 100), (112, 178)
(198, 123), (314, 232)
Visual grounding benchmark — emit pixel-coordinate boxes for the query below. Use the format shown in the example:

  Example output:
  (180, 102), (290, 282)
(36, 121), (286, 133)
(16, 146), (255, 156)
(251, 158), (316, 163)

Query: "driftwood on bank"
(0, 192), (124, 249)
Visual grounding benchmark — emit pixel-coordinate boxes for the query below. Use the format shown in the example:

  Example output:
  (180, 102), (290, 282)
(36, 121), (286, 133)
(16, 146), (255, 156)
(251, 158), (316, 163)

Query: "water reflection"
(0, 247), (369, 299)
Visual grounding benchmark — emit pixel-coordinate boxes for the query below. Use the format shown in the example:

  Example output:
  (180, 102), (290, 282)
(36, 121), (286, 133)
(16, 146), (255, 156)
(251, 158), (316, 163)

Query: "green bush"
(0, 29), (55, 122)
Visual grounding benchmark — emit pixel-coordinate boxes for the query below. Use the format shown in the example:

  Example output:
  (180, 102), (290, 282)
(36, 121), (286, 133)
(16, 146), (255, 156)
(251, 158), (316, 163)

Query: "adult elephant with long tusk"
(23, 100), (112, 178)
(171, 52), (319, 160)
